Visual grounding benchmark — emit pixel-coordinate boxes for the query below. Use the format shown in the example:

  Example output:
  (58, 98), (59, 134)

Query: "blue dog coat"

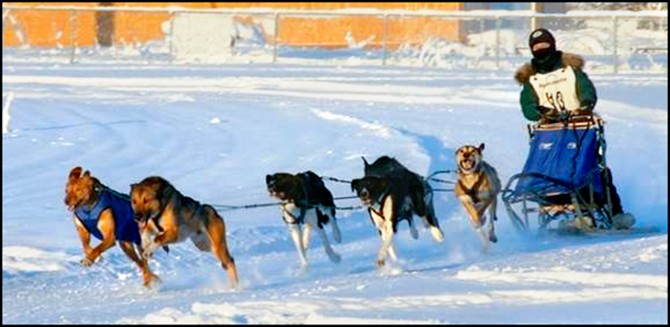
(74, 189), (141, 246)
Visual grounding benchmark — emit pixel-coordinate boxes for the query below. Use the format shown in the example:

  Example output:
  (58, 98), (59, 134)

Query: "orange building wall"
(3, 2), (463, 49)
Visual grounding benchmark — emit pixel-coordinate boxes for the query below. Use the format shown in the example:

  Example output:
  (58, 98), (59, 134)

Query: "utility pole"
(531, 2), (540, 30)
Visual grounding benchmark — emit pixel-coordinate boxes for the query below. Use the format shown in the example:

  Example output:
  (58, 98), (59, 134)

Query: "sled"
(501, 113), (621, 234)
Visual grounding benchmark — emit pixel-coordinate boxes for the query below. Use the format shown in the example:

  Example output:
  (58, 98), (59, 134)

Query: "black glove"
(538, 106), (558, 121)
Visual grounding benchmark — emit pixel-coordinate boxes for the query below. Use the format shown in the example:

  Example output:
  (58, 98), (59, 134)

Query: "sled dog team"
(65, 144), (500, 289)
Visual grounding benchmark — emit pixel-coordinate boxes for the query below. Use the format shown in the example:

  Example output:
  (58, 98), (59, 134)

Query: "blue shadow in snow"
(20, 119), (146, 132)
(397, 128), (460, 220)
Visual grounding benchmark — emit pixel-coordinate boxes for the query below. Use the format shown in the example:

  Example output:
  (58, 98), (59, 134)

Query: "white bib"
(529, 65), (581, 111)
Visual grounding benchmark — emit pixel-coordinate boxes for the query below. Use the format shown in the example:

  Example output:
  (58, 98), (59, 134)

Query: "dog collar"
(368, 184), (391, 220)
(280, 203), (306, 225)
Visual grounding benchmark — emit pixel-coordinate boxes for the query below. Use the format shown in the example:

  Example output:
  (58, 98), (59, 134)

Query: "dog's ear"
(265, 174), (271, 185)
(478, 143), (485, 152)
(361, 156), (369, 167)
(82, 170), (91, 179)
(69, 166), (83, 180)
(130, 182), (138, 191)
(350, 179), (359, 192)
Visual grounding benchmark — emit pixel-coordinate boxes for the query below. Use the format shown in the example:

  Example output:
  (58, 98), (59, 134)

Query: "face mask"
(532, 48), (553, 61)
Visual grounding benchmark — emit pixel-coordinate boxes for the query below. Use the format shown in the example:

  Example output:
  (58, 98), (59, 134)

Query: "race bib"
(529, 66), (581, 111)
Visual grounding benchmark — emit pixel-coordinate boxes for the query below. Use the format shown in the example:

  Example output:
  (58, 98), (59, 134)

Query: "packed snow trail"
(3, 63), (667, 323)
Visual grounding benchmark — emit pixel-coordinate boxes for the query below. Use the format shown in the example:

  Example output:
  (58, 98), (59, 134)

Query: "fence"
(2, 5), (667, 74)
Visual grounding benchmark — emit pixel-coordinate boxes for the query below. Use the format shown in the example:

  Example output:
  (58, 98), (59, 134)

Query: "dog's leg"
(459, 195), (483, 227)
(73, 217), (94, 261)
(474, 195), (498, 244)
(423, 194), (444, 243)
(408, 216), (419, 240)
(376, 222), (395, 267)
(387, 243), (398, 262)
(315, 224), (341, 263)
(306, 210), (340, 263)
(474, 226), (490, 253)
(301, 222), (311, 251)
(204, 208), (239, 289)
(419, 211), (445, 242)
(288, 224), (308, 268)
(429, 224), (445, 243)
(119, 241), (160, 287)
(421, 185), (434, 229)
(144, 227), (178, 258)
(140, 220), (158, 256)
(487, 198), (498, 243)
(331, 218), (342, 244)
(459, 196), (490, 252)
(81, 210), (117, 266)
(118, 240), (142, 267)
(329, 211), (342, 244)
(371, 195), (395, 267)
(315, 225), (341, 263)
(140, 253), (160, 288)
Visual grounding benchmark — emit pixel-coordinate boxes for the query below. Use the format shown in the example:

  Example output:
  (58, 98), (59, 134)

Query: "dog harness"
(457, 176), (485, 204)
(280, 173), (314, 225)
(281, 203), (307, 225)
(366, 184), (408, 233)
(74, 189), (141, 245)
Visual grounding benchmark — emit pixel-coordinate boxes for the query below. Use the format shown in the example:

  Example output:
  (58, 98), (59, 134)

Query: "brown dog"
(64, 166), (159, 287)
(129, 176), (238, 288)
(454, 144), (501, 252)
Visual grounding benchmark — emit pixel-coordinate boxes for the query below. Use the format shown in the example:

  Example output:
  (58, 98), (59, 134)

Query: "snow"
(2, 92), (13, 134)
(2, 58), (667, 324)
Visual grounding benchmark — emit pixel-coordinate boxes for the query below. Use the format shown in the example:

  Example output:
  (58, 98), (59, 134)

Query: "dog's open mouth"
(65, 199), (83, 212)
(361, 199), (373, 207)
(268, 190), (285, 200)
(459, 158), (476, 171)
(357, 195), (373, 207)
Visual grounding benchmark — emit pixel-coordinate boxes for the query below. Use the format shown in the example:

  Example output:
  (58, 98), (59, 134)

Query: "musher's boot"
(612, 212), (636, 230)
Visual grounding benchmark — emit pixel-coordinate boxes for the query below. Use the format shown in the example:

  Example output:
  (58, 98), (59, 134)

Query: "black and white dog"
(351, 156), (444, 267)
(266, 171), (342, 268)
(363, 156), (444, 242)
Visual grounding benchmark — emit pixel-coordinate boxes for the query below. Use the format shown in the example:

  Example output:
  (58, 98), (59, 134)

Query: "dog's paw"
(375, 258), (385, 267)
(328, 252), (341, 264)
(333, 230), (342, 244)
(430, 226), (444, 242)
(80, 257), (94, 267)
(143, 273), (162, 289)
(489, 231), (498, 243)
(410, 228), (419, 240)
(142, 249), (153, 259)
(142, 242), (160, 258)
(300, 261), (310, 272)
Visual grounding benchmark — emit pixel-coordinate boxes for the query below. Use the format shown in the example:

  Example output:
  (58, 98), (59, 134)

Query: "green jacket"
(514, 51), (597, 121)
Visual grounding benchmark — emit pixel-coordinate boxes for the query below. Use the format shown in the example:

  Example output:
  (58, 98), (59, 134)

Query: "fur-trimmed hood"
(514, 52), (584, 85)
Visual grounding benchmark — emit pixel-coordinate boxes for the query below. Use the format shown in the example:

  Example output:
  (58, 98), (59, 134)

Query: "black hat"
(528, 28), (556, 59)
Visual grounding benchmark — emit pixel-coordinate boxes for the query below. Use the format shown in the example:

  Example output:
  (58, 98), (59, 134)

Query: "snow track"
(3, 62), (667, 323)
